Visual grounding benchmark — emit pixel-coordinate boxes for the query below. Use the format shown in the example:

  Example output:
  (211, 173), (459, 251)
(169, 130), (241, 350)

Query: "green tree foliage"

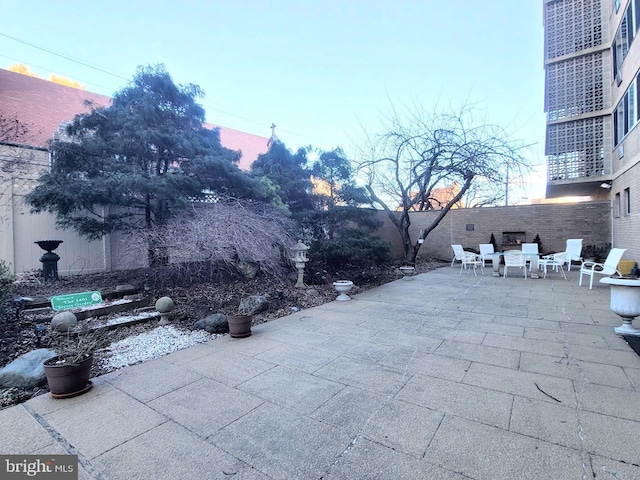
(25, 64), (270, 265)
(307, 148), (390, 275)
(251, 141), (314, 217)
(0, 260), (16, 310)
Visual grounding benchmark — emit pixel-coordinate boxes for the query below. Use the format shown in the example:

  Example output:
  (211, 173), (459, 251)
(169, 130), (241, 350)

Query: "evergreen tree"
(250, 141), (314, 216)
(308, 148), (390, 273)
(26, 64), (269, 265)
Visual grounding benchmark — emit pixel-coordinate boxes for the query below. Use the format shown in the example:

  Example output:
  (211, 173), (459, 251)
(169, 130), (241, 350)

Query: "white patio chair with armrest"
(539, 252), (567, 280)
(564, 239), (583, 271)
(503, 250), (527, 279)
(479, 244), (495, 267)
(579, 248), (627, 289)
(521, 243), (539, 270)
(451, 244), (465, 268)
(460, 251), (484, 276)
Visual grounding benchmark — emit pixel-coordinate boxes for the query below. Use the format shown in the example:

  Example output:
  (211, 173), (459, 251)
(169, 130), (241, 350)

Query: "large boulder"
(194, 314), (229, 334)
(238, 295), (268, 315)
(0, 349), (57, 389)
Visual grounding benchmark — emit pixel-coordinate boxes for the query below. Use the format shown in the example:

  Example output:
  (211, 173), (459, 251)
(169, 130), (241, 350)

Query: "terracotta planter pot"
(227, 314), (253, 338)
(43, 354), (94, 398)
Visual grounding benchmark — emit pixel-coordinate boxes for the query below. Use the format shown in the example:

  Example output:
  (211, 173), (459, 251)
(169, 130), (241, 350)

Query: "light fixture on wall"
(600, 182), (612, 190)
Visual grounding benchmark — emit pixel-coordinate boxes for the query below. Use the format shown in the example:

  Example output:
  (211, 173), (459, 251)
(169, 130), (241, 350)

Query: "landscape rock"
(50, 311), (78, 332)
(238, 295), (268, 315)
(0, 348), (57, 388)
(237, 260), (258, 279)
(194, 314), (229, 334)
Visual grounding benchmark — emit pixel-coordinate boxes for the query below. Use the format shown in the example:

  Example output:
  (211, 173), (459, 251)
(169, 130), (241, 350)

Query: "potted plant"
(583, 243), (611, 263)
(533, 234), (542, 253)
(489, 233), (497, 252)
(227, 296), (265, 338)
(43, 329), (106, 398)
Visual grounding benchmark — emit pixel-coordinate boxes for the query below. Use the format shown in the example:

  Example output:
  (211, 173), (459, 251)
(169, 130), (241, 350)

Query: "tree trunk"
(399, 176), (474, 265)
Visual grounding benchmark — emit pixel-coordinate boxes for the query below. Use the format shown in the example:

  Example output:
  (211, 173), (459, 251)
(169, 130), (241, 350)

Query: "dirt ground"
(0, 258), (447, 408)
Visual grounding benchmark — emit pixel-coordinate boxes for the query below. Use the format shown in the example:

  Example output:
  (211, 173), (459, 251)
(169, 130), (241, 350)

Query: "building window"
(629, 85), (637, 131)
(625, 188), (631, 215)
(614, 74), (640, 145)
(613, 1), (637, 79)
(615, 192), (621, 217)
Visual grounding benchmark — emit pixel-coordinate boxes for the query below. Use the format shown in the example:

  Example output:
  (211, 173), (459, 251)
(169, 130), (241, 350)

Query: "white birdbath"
(399, 266), (415, 280)
(600, 276), (640, 336)
(333, 280), (353, 301)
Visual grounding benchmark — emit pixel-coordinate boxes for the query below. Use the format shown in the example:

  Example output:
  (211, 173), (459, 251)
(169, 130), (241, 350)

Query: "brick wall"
(376, 202), (613, 262)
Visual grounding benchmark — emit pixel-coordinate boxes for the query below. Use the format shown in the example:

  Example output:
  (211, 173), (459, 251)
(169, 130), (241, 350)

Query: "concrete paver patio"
(1, 266), (639, 479)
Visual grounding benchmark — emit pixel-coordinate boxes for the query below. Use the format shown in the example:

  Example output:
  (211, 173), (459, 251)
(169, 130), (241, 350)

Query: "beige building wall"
(609, 1), (640, 261)
(0, 145), (111, 275)
(543, 0), (640, 261)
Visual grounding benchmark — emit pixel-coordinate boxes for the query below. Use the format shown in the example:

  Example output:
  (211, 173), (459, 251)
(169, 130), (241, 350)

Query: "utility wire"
(0, 32), (325, 145)
(0, 32), (129, 81)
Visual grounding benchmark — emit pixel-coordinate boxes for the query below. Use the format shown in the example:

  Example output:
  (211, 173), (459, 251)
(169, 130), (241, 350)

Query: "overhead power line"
(0, 32), (324, 145)
(0, 32), (129, 81)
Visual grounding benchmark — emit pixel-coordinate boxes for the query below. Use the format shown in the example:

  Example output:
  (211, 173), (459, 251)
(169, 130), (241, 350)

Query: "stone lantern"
(290, 240), (310, 288)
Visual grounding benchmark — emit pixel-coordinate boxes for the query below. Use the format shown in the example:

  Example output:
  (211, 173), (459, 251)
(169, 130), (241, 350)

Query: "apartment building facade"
(544, 0), (640, 259)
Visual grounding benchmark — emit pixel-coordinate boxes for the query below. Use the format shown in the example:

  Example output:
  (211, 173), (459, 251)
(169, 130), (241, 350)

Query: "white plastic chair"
(461, 251), (484, 276)
(579, 248), (627, 289)
(521, 243), (539, 270)
(564, 239), (583, 271)
(479, 244), (495, 267)
(451, 244), (465, 268)
(503, 251), (527, 279)
(539, 252), (567, 280)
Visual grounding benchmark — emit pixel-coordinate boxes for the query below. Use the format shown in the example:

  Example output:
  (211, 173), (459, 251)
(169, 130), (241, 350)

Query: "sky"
(0, 0), (546, 201)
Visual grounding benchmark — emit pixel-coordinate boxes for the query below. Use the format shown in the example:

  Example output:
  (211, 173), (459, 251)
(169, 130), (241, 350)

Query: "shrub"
(0, 260), (16, 308)
(120, 198), (295, 283)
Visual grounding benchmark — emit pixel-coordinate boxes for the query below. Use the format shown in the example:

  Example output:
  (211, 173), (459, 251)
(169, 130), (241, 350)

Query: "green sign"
(51, 291), (103, 311)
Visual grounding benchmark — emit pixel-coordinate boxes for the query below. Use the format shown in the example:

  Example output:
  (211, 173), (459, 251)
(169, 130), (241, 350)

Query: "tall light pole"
(505, 163), (509, 206)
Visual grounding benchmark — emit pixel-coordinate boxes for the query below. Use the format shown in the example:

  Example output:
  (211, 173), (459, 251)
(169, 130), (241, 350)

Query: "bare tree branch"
(120, 198), (295, 278)
(356, 101), (531, 264)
